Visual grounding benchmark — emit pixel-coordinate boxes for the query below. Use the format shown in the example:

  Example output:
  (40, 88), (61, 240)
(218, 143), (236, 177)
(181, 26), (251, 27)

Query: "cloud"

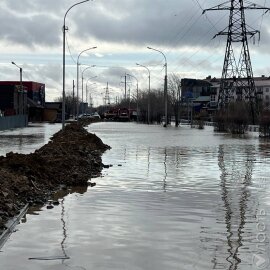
(0, 5), (61, 48)
(1, 0), (270, 102)
(1, 0), (270, 52)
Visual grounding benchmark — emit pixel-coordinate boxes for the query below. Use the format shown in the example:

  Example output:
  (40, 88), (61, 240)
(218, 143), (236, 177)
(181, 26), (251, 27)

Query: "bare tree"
(54, 92), (79, 117)
(168, 73), (181, 126)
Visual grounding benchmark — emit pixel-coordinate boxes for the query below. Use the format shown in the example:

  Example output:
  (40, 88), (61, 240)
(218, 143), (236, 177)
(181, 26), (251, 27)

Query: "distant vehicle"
(91, 112), (101, 119)
(75, 114), (90, 120)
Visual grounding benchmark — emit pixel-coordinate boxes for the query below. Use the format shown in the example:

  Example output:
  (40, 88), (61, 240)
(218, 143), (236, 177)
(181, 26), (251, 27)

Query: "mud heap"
(0, 122), (110, 231)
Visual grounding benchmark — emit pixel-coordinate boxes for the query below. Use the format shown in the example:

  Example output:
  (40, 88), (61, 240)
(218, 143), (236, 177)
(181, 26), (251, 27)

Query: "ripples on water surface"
(0, 122), (270, 270)
(0, 123), (61, 156)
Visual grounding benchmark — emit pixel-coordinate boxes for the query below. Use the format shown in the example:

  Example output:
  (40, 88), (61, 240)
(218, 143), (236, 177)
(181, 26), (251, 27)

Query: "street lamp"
(11, 61), (23, 115)
(86, 78), (97, 103)
(86, 76), (98, 88)
(62, 0), (90, 129)
(127, 73), (139, 123)
(86, 81), (97, 114)
(147, 46), (168, 127)
(81, 65), (96, 114)
(136, 63), (150, 124)
(76, 46), (97, 119)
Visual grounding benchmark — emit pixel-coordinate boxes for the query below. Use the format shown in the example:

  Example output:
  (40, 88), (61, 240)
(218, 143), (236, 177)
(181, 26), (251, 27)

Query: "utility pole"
(136, 63), (151, 124)
(62, 0), (90, 129)
(89, 93), (93, 114)
(203, 1), (270, 123)
(124, 74), (127, 100)
(147, 47), (167, 127)
(72, 80), (75, 118)
(176, 83), (181, 127)
(81, 75), (84, 114)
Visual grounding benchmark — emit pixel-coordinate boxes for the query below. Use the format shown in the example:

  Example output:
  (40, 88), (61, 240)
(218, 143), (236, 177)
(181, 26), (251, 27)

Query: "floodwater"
(1, 122), (270, 270)
(0, 123), (61, 156)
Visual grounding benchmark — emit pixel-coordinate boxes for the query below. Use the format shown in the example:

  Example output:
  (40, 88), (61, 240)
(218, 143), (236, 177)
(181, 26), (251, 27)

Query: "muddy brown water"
(0, 122), (270, 270)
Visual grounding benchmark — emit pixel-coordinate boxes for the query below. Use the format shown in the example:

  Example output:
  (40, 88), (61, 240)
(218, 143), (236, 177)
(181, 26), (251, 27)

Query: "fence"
(0, 115), (28, 131)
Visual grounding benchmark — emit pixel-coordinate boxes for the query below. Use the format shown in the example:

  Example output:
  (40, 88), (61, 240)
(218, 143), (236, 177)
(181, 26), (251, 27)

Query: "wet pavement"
(1, 122), (270, 269)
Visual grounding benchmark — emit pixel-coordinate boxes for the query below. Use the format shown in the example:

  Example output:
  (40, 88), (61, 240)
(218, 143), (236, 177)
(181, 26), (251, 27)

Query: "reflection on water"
(0, 122), (270, 270)
(217, 145), (254, 269)
(163, 148), (167, 192)
(0, 123), (61, 156)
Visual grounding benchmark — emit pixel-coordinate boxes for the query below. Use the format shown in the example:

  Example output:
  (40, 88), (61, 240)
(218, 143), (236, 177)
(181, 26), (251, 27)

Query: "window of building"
(266, 88), (269, 92)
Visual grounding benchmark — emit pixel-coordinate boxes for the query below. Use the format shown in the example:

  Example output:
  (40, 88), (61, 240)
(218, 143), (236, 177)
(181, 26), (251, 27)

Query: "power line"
(65, 32), (77, 65)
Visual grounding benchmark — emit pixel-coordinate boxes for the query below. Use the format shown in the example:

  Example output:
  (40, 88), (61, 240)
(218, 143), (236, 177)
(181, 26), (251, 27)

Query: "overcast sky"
(0, 0), (270, 104)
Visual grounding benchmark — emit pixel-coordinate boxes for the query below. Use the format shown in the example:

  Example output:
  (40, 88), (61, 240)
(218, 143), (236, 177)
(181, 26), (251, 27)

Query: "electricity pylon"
(203, 0), (270, 123)
(104, 82), (111, 105)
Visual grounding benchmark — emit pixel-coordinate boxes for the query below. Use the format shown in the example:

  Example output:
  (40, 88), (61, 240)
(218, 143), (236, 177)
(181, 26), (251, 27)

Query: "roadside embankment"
(0, 122), (110, 232)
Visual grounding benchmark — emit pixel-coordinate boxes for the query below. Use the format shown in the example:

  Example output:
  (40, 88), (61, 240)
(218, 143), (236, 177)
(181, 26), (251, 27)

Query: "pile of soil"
(0, 122), (110, 232)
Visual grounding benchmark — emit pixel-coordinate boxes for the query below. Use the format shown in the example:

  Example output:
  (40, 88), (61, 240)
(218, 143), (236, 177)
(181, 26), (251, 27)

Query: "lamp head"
(11, 61), (15, 65)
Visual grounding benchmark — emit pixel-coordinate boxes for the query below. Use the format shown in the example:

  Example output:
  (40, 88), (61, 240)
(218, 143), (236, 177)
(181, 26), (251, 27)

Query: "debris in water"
(88, 182), (96, 187)
(28, 255), (70, 260)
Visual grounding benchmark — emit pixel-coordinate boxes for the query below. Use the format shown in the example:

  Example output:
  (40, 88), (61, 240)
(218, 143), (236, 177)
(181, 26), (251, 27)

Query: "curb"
(0, 204), (29, 250)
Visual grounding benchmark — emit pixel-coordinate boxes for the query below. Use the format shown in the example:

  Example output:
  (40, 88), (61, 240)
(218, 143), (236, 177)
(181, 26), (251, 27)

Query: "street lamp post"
(86, 81), (97, 114)
(136, 63), (150, 124)
(62, 0), (90, 130)
(81, 65), (96, 114)
(147, 46), (168, 127)
(76, 46), (97, 119)
(11, 61), (23, 115)
(127, 73), (139, 123)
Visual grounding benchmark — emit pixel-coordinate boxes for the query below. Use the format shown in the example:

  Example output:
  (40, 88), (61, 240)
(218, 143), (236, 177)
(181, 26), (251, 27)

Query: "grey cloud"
(74, 0), (270, 50)
(96, 67), (131, 87)
(177, 57), (220, 72)
(1, 0), (270, 52)
(0, 7), (61, 47)
(4, 0), (68, 14)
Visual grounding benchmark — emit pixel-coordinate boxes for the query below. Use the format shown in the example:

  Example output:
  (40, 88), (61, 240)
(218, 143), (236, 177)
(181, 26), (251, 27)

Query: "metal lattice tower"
(104, 82), (111, 105)
(203, 1), (270, 118)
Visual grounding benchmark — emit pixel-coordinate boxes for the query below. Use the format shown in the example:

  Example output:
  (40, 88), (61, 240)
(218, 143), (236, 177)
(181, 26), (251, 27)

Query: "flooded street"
(1, 122), (270, 269)
(0, 123), (61, 156)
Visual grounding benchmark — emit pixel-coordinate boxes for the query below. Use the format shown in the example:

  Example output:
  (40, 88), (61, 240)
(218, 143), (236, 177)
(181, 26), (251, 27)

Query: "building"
(181, 76), (270, 114)
(0, 81), (45, 121)
(181, 78), (212, 100)
(0, 84), (27, 116)
(43, 102), (62, 122)
(254, 76), (270, 108)
(205, 75), (270, 106)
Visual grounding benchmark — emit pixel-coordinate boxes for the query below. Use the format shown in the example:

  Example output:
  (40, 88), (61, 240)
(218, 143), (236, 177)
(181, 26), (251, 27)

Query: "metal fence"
(0, 115), (28, 131)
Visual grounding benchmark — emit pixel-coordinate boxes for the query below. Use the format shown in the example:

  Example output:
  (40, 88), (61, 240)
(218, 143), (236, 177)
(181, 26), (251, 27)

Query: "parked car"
(91, 112), (101, 119)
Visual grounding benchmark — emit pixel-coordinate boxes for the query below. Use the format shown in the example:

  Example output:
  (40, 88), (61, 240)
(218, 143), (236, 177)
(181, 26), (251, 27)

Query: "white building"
(205, 76), (270, 109)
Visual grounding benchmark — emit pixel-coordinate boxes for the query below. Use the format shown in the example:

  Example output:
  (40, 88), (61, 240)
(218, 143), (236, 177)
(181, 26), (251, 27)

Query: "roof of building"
(0, 81), (45, 91)
(181, 78), (212, 87)
(45, 102), (62, 110)
(194, 96), (211, 102)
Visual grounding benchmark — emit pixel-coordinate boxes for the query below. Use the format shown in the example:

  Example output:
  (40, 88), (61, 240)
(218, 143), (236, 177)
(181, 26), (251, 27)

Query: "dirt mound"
(0, 122), (110, 232)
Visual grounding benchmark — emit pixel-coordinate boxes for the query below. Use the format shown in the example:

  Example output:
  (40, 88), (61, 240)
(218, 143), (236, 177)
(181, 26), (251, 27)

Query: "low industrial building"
(0, 81), (45, 130)
(43, 102), (62, 122)
(0, 81), (45, 121)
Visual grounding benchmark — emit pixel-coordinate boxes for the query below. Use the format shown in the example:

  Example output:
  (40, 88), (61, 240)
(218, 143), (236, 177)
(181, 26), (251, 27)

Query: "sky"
(0, 0), (270, 105)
